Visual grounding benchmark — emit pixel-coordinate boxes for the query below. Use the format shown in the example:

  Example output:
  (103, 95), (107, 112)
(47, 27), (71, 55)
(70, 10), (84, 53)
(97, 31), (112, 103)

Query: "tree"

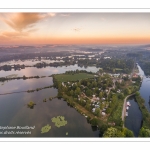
(23, 75), (26, 80)
(103, 127), (124, 137)
(86, 89), (92, 97)
(99, 92), (103, 99)
(95, 87), (99, 94)
(102, 84), (107, 90)
(118, 93), (124, 99)
(87, 82), (90, 87)
(94, 108), (100, 117)
(85, 103), (91, 111)
(123, 128), (134, 137)
(124, 88), (131, 95)
(92, 81), (97, 87)
(135, 91), (140, 96)
(75, 87), (81, 95)
(90, 118), (98, 126)
(77, 82), (81, 87)
(27, 101), (36, 109)
(70, 90), (74, 96)
(139, 127), (150, 137)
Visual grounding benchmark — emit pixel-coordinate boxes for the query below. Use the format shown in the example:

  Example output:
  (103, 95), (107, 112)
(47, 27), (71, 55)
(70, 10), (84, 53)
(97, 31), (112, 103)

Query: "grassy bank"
(54, 73), (95, 82)
(135, 92), (150, 129)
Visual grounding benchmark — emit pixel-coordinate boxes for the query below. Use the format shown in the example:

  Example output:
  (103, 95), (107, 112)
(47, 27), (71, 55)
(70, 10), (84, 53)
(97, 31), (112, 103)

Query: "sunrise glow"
(0, 13), (150, 45)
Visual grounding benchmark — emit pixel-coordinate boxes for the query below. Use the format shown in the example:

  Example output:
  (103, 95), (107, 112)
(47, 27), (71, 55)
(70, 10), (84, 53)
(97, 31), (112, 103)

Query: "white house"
(92, 108), (96, 113)
(102, 112), (106, 115)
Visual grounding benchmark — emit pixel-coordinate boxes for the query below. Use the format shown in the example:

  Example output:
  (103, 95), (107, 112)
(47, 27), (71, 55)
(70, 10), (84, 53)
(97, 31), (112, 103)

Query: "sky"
(0, 13), (150, 45)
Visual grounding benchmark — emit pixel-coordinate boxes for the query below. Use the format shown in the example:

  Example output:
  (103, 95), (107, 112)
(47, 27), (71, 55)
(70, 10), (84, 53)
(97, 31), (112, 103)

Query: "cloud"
(26, 28), (38, 33)
(3, 13), (44, 32)
(47, 13), (56, 17)
(0, 13), (56, 43)
(2, 31), (28, 38)
(0, 35), (8, 41)
(1, 13), (56, 32)
(60, 13), (70, 17)
(72, 28), (82, 32)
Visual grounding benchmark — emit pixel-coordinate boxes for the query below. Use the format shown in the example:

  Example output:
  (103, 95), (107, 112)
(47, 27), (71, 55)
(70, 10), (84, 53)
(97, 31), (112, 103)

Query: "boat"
(126, 106), (129, 110)
(126, 112), (128, 116)
(127, 101), (131, 106)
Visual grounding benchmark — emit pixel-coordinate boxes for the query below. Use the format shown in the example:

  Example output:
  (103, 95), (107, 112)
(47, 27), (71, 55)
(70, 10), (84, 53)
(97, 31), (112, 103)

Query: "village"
(54, 68), (141, 122)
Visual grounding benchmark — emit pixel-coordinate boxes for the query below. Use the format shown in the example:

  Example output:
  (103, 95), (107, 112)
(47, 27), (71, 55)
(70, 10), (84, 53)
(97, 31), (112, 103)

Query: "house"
(96, 97), (100, 101)
(123, 74), (127, 77)
(95, 105), (100, 108)
(102, 112), (106, 115)
(132, 73), (138, 78)
(113, 74), (120, 77)
(103, 108), (106, 111)
(92, 108), (96, 113)
(92, 95), (96, 98)
(117, 79), (122, 83)
(117, 89), (121, 93)
(104, 57), (111, 59)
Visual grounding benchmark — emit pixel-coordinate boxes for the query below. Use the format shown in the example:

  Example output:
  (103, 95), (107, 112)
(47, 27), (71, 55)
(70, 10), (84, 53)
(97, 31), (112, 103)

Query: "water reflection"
(0, 77), (53, 94)
(0, 88), (99, 137)
(0, 59), (64, 67)
(0, 64), (99, 77)
(0, 63), (100, 137)
(124, 96), (143, 137)
(137, 64), (150, 112)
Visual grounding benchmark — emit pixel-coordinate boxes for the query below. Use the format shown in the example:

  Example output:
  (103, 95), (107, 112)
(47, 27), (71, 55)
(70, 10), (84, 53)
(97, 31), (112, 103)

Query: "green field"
(115, 68), (123, 70)
(54, 73), (95, 82)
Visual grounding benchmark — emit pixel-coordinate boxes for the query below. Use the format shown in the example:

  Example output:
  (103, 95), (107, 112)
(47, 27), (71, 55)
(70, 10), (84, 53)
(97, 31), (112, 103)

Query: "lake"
(0, 64), (99, 77)
(0, 89), (100, 137)
(0, 63), (100, 137)
(0, 59), (64, 67)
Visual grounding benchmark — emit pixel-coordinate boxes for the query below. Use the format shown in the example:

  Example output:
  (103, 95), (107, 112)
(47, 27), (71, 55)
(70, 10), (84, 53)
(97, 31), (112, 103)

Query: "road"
(130, 58), (136, 79)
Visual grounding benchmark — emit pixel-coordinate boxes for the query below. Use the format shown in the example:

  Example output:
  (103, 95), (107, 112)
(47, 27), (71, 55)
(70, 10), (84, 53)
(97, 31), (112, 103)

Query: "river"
(125, 64), (150, 137)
